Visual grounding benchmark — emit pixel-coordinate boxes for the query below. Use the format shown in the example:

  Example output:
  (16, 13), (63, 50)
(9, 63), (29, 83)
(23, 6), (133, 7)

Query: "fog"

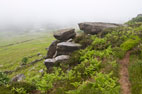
(0, 0), (142, 29)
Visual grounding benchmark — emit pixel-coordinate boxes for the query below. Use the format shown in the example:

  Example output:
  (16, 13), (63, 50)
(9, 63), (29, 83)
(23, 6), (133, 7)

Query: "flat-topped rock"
(44, 59), (55, 69)
(78, 22), (121, 35)
(44, 55), (70, 69)
(56, 42), (81, 56)
(55, 55), (70, 62)
(54, 28), (76, 41)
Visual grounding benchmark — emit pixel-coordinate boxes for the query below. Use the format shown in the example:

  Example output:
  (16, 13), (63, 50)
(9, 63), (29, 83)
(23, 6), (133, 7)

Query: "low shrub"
(112, 47), (126, 59)
(0, 72), (10, 86)
(66, 72), (120, 94)
(9, 82), (36, 93)
(74, 34), (92, 48)
(0, 86), (14, 94)
(21, 57), (28, 65)
(120, 35), (140, 51)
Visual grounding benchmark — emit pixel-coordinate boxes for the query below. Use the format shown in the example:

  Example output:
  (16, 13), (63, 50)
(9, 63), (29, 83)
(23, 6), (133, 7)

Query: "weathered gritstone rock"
(11, 74), (25, 82)
(56, 42), (81, 56)
(44, 59), (55, 69)
(54, 28), (76, 41)
(78, 22), (121, 35)
(55, 55), (70, 62)
(66, 38), (73, 42)
(44, 55), (70, 69)
(47, 40), (60, 58)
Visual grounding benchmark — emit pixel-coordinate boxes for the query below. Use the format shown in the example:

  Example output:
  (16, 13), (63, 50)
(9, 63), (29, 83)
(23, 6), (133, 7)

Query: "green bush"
(120, 35), (140, 51)
(126, 16), (142, 25)
(0, 72), (10, 86)
(9, 82), (36, 93)
(74, 34), (92, 48)
(68, 50), (82, 66)
(21, 57), (28, 65)
(67, 72), (120, 94)
(112, 47), (126, 59)
(0, 86), (14, 94)
(91, 37), (109, 50)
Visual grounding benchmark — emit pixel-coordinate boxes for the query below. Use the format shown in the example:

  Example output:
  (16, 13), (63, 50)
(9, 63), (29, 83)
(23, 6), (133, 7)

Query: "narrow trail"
(119, 51), (131, 94)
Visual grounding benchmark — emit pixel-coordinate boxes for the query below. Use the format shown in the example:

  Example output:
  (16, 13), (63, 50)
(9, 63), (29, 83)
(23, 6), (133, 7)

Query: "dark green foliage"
(68, 50), (82, 66)
(67, 73), (120, 94)
(91, 37), (110, 50)
(9, 82), (36, 93)
(0, 86), (14, 94)
(126, 16), (142, 25)
(0, 72), (10, 86)
(21, 57), (28, 65)
(74, 34), (92, 48)
(112, 47), (126, 59)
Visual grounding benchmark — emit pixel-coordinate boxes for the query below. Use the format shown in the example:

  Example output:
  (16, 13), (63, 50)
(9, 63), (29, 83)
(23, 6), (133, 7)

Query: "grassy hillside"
(0, 20), (142, 94)
(0, 31), (55, 78)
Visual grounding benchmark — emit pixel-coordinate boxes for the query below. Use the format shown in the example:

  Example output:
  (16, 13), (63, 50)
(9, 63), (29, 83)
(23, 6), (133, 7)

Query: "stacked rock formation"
(44, 28), (81, 69)
(44, 22), (121, 69)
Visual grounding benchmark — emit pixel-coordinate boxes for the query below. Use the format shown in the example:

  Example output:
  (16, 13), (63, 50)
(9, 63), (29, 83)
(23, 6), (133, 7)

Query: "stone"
(54, 28), (76, 41)
(78, 22), (121, 35)
(55, 55), (70, 62)
(11, 74), (25, 82)
(39, 69), (44, 73)
(56, 42), (81, 56)
(44, 59), (55, 69)
(44, 55), (70, 69)
(37, 52), (41, 56)
(66, 38), (73, 42)
(47, 40), (60, 58)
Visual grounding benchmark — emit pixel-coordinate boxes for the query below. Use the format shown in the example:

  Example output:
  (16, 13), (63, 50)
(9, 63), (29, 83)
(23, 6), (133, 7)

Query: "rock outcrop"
(47, 40), (60, 58)
(44, 22), (120, 69)
(54, 28), (76, 41)
(44, 55), (70, 69)
(45, 28), (81, 69)
(56, 42), (81, 56)
(78, 22), (121, 34)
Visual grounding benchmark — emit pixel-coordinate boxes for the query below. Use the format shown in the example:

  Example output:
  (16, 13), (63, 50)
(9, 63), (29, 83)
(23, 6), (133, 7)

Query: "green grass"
(129, 55), (142, 94)
(0, 31), (55, 78)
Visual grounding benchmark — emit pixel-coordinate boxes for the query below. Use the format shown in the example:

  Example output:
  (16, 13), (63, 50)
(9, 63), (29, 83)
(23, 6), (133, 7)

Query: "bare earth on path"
(119, 51), (131, 94)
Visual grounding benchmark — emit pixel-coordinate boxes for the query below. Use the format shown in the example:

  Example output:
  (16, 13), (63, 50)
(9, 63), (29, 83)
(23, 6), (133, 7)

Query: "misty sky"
(0, 0), (142, 26)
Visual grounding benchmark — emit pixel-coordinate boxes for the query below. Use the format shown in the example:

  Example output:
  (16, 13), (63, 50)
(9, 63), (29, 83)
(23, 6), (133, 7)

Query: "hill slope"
(0, 17), (142, 94)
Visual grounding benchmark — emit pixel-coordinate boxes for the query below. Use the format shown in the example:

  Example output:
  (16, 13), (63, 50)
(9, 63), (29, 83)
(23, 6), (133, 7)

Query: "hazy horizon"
(0, 0), (142, 28)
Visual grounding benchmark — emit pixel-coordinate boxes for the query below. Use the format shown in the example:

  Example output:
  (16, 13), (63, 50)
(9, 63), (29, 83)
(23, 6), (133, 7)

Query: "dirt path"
(119, 51), (131, 94)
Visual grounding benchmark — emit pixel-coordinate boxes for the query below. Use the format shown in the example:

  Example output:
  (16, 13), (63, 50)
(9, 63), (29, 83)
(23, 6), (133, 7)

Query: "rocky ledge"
(78, 22), (121, 34)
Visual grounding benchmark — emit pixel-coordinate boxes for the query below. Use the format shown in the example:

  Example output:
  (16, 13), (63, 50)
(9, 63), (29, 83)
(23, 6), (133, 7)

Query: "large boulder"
(47, 40), (60, 58)
(78, 22), (121, 35)
(44, 55), (70, 69)
(56, 42), (81, 56)
(54, 28), (76, 41)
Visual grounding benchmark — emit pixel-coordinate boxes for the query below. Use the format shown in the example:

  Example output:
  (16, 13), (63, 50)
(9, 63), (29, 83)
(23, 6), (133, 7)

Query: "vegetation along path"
(119, 51), (132, 94)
